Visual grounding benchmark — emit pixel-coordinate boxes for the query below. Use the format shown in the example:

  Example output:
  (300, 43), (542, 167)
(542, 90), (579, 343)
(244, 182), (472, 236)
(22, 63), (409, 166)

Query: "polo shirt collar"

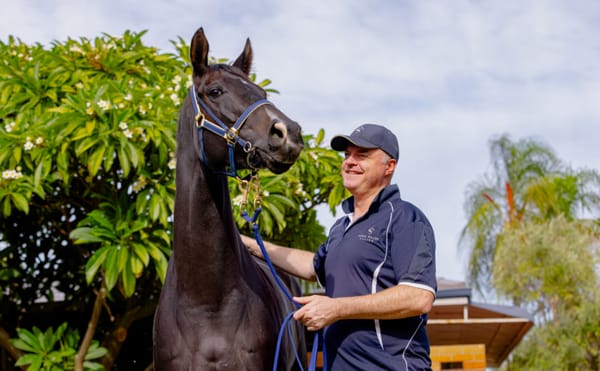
(341, 184), (401, 215)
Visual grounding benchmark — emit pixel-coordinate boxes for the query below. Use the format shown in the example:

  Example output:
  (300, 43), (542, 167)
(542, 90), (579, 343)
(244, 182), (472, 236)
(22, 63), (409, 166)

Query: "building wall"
(430, 344), (486, 371)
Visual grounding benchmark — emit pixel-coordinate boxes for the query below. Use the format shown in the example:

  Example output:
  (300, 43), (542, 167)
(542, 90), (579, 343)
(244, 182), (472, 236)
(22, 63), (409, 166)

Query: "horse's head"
(186, 27), (303, 175)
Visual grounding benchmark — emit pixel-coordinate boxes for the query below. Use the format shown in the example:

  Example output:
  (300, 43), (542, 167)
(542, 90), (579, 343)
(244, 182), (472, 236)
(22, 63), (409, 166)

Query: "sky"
(2, 0), (599, 282)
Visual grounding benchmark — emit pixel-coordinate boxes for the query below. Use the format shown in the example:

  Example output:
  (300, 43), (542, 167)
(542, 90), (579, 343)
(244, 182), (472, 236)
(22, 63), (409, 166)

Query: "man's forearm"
(242, 235), (316, 281)
(336, 284), (434, 320)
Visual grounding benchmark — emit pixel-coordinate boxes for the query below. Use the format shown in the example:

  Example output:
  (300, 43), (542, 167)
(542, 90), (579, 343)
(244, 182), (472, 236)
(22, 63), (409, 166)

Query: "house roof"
(427, 278), (534, 367)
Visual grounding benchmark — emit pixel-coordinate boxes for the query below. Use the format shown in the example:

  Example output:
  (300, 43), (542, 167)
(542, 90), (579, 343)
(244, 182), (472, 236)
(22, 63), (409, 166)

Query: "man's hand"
(293, 295), (340, 331)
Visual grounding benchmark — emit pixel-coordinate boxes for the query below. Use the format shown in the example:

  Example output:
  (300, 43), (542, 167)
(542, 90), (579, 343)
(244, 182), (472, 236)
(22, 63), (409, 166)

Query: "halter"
(190, 84), (271, 178)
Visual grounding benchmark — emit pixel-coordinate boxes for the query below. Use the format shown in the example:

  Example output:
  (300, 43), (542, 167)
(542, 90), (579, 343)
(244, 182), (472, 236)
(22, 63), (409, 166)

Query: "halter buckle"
(195, 112), (205, 127)
(225, 127), (238, 144)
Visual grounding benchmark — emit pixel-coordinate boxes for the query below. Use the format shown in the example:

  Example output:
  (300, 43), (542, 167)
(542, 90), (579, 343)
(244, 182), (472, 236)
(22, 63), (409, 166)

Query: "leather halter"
(189, 84), (271, 178)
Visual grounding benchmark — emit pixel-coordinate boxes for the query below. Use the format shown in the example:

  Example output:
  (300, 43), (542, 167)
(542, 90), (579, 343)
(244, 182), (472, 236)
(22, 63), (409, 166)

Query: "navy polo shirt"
(313, 185), (437, 371)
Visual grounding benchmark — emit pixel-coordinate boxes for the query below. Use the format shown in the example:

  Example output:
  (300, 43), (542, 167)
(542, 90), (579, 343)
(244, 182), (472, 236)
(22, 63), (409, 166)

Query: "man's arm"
(241, 235), (317, 281)
(293, 284), (435, 331)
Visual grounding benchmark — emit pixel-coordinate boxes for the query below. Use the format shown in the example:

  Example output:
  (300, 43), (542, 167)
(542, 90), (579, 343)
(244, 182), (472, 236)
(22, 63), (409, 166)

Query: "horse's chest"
(170, 303), (276, 368)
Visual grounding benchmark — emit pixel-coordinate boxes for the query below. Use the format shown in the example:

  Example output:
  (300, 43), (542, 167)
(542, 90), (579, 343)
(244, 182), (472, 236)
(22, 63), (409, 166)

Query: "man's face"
(341, 145), (395, 197)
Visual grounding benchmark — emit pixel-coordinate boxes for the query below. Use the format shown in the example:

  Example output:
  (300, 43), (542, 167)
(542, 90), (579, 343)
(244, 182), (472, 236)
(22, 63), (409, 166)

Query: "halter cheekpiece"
(190, 85), (271, 178)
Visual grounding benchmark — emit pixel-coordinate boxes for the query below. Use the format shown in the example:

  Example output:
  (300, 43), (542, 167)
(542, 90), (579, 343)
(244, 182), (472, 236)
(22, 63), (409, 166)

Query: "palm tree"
(460, 134), (600, 296)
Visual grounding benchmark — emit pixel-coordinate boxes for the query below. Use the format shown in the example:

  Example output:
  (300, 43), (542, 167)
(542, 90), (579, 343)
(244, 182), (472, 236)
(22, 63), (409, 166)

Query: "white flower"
(119, 121), (128, 130)
(173, 75), (182, 84)
(35, 136), (44, 145)
(132, 176), (148, 192)
(123, 129), (133, 138)
(168, 158), (176, 170)
(2, 169), (23, 179)
(4, 121), (16, 132)
(232, 194), (244, 207)
(86, 102), (94, 115)
(124, 93), (133, 101)
(75, 82), (83, 89)
(24, 138), (34, 151)
(97, 100), (111, 111)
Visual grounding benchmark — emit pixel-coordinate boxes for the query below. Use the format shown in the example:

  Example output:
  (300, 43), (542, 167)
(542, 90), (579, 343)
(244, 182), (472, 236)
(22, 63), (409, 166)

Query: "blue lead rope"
(242, 208), (326, 371)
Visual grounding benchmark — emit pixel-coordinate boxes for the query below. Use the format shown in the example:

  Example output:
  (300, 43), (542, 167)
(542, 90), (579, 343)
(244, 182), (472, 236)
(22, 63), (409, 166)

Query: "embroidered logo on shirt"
(358, 226), (379, 243)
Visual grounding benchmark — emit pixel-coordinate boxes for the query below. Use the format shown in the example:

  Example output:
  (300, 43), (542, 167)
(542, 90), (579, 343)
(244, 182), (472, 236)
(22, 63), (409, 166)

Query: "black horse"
(153, 28), (306, 370)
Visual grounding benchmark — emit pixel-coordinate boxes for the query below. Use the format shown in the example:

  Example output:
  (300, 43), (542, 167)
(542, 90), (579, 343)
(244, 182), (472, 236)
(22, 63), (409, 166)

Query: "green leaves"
(11, 323), (107, 370)
(0, 31), (181, 219)
(1, 32), (180, 300)
(71, 202), (171, 297)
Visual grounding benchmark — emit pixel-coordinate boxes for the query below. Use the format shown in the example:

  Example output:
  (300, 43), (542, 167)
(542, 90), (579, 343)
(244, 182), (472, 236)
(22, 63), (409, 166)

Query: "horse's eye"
(208, 88), (223, 98)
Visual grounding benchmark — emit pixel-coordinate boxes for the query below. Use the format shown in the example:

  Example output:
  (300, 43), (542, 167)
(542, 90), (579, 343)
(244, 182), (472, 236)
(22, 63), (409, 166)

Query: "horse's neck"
(172, 150), (241, 301)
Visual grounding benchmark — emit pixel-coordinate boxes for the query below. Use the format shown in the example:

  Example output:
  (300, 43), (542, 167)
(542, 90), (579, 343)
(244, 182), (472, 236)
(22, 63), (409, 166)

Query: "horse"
(152, 27), (306, 370)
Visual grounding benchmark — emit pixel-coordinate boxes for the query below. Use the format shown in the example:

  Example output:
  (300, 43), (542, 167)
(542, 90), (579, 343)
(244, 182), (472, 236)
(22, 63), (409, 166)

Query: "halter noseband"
(190, 84), (271, 178)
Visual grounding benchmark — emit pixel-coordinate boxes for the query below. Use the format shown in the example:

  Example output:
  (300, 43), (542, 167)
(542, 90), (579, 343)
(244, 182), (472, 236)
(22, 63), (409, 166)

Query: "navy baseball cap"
(331, 123), (399, 160)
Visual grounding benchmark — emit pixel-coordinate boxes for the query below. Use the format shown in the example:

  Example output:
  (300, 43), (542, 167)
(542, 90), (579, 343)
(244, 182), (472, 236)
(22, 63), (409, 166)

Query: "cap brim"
(331, 135), (378, 151)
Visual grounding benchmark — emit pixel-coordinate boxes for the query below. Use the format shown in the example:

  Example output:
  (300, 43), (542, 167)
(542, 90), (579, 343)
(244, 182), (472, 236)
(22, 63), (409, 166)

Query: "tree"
(460, 134), (600, 295)
(495, 215), (600, 370)
(494, 215), (598, 318)
(0, 31), (345, 370)
(461, 134), (600, 369)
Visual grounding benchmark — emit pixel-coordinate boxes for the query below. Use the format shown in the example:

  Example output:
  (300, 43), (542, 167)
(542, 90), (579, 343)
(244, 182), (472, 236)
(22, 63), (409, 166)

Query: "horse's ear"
(190, 27), (209, 77)
(232, 38), (253, 76)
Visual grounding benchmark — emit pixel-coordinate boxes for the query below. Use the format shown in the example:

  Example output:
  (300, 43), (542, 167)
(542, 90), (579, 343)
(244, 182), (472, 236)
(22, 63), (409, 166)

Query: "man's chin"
(342, 179), (357, 192)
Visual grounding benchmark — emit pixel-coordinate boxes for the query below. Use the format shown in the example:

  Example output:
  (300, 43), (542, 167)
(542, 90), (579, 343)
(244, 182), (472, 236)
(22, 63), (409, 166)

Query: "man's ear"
(385, 158), (397, 176)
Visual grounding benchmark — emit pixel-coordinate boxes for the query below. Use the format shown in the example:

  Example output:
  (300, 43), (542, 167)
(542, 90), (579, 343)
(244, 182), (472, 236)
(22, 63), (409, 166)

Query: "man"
(242, 123), (437, 370)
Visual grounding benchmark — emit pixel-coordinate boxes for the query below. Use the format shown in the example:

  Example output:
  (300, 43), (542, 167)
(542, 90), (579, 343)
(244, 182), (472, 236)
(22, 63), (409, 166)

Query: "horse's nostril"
(271, 122), (287, 141)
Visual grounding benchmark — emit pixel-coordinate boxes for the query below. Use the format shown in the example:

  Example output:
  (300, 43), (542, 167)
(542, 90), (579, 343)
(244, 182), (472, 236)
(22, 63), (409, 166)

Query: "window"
(441, 361), (463, 370)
